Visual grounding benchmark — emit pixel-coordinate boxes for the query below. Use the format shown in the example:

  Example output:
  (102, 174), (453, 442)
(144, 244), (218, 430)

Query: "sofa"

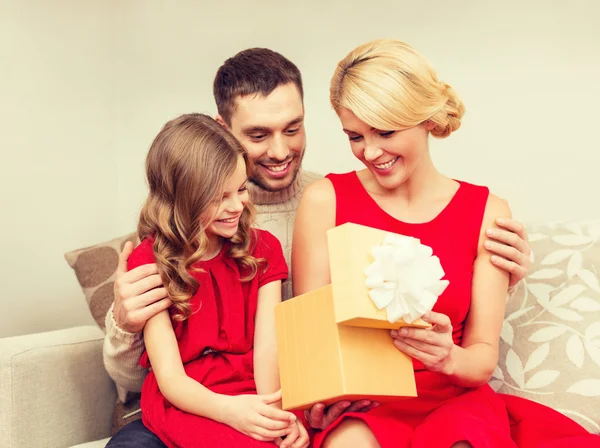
(1, 220), (599, 447)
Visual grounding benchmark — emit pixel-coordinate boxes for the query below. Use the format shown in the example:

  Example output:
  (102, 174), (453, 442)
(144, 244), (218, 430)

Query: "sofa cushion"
(65, 232), (138, 330)
(70, 438), (111, 448)
(491, 221), (600, 433)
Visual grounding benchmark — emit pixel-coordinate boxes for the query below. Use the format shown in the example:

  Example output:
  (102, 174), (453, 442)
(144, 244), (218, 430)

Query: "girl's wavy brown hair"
(138, 113), (261, 321)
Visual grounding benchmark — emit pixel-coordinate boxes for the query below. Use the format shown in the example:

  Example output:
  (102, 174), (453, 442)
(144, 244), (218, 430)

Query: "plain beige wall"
(1, 1), (120, 337)
(2, 0), (599, 337)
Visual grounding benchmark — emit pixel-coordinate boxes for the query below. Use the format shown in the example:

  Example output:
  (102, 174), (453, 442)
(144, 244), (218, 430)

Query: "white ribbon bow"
(364, 234), (449, 324)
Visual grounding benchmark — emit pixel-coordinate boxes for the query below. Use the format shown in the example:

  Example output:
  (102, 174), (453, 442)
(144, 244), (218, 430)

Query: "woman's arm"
(143, 311), (229, 421)
(253, 280), (284, 395)
(391, 194), (511, 388)
(445, 194), (512, 387)
(291, 179), (337, 296)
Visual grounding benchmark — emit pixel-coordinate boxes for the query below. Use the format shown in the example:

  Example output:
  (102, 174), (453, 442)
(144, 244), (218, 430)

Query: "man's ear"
(215, 115), (228, 129)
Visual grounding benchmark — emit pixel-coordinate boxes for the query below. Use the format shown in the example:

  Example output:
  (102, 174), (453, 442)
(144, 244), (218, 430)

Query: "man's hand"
(485, 218), (531, 287)
(303, 400), (378, 431)
(112, 241), (171, 333)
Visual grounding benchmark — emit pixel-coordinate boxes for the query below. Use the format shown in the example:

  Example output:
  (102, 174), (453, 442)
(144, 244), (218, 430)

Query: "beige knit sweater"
(103, 171), (322, 400)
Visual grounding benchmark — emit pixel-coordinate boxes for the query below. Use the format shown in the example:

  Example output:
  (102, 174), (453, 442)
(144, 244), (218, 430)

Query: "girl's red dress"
(129, 229), (290, 448)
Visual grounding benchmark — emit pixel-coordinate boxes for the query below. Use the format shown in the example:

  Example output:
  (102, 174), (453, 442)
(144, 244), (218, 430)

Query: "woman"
(292, 39), (599, 448)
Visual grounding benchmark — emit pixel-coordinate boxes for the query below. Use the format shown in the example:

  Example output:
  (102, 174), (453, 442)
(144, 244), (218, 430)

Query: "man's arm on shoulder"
(102, 241), (171, 399)
(103, 302), (148, 400)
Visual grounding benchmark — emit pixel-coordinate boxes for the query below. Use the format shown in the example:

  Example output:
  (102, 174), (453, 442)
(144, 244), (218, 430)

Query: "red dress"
(128, 229), (289, 448)
(313, 172), (599, 448)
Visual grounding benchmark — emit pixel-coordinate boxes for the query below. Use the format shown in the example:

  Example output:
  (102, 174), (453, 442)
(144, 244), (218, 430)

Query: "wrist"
(441, 344), (459, 376)
(106, 306), (143, 342)
(213, 394), (234, 425)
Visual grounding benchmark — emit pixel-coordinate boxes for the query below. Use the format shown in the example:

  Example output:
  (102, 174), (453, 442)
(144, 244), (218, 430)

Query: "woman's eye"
(349, 135), (363, 142)
(380, 131), (395, 138)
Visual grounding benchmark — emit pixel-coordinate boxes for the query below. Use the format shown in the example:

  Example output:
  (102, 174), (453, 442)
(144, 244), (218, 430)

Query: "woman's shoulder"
(299, 176), (336, 207)
(484, 193), (512, 220)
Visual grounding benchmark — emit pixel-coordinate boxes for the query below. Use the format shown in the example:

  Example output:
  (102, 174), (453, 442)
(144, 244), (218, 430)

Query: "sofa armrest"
(0, 325), (117, 448)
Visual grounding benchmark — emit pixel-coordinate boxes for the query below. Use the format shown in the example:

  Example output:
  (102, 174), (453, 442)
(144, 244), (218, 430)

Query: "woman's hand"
(219, 391), (296, 442)
(391, 311), (456, 375)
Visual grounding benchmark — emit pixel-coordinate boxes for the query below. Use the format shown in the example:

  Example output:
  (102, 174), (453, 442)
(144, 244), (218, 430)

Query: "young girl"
(292, 40), (600, 447)
(129, 114), (309, 448)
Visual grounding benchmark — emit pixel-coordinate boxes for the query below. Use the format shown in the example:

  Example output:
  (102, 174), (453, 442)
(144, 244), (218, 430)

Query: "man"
(105, 48), (532, 446)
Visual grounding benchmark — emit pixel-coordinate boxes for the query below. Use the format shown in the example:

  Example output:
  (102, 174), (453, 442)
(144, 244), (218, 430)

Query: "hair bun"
(430, 82), (465, 138)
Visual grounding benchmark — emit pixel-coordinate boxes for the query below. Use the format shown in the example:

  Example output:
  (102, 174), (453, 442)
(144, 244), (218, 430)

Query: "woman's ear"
(423, 120), (436, 131)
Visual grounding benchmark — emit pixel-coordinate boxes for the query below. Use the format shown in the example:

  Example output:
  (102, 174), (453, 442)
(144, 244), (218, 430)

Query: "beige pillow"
(491, 221), (600, 433)
(65, 232), (138, 330)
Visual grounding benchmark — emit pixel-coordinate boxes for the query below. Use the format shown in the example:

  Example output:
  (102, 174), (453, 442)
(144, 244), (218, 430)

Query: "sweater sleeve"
(102, 238), (156, 401)
(103, 302), (148, 401)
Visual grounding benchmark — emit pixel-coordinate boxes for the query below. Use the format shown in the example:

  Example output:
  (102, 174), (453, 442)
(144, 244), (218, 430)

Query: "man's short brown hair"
(213, 48), (304, 125)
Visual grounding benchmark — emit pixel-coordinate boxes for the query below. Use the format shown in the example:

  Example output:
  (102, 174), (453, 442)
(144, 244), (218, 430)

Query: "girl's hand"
(391, 311), (456, 375)
(278, 420), (310, 448)
(220, 390), (296, 442)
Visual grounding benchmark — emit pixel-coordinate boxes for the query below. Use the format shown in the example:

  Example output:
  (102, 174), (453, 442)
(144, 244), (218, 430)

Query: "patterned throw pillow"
(491, 221), (600, 433)
(64, 232), (138, 330)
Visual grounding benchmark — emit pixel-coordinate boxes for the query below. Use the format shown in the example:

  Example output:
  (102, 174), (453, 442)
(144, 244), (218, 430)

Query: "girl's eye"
(380, 131), (395, 138)
(238, 186), (248, 193)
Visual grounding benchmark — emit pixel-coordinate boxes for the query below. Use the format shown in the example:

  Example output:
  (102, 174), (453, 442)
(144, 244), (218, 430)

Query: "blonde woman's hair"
(330, 39), (465, 138)
(138, 113), (261, 321)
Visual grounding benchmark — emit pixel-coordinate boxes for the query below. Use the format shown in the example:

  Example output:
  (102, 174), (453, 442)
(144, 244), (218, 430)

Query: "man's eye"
(285, 128), (300, 135)
(250, 134), (266, 140)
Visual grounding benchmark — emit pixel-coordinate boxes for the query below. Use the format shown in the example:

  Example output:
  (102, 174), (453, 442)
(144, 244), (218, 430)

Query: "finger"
(392, 327), (438, 345)
(259, 403), (296, 423)
(494, 218), (528, 241)
(323, 401), (351, 420)
(344, 400), (372, 413)
(251, 411), (293, 431)
(307, 402), (326, 428)
(251, 422), (294, 440)
(130, 298), (172, 325)
(421, 312), (452, 332)
(293, 431), (310, 448)
(491, 256), (526, 287)
(484, 239), (524, 265)
(138, 287), (169, 307)
(486, 227), (529, 258)
(280, 424), (299, 448)
(117, 241), (134, 275)
(119, 263), (161, 285)
(122, 273), (164, 300)
(393, 338), (437, 365)
(361, 401), (380, 413)
(289, 425), (309, 448)
(261, 389), (282, 405)
(392, 334), (442, 356)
